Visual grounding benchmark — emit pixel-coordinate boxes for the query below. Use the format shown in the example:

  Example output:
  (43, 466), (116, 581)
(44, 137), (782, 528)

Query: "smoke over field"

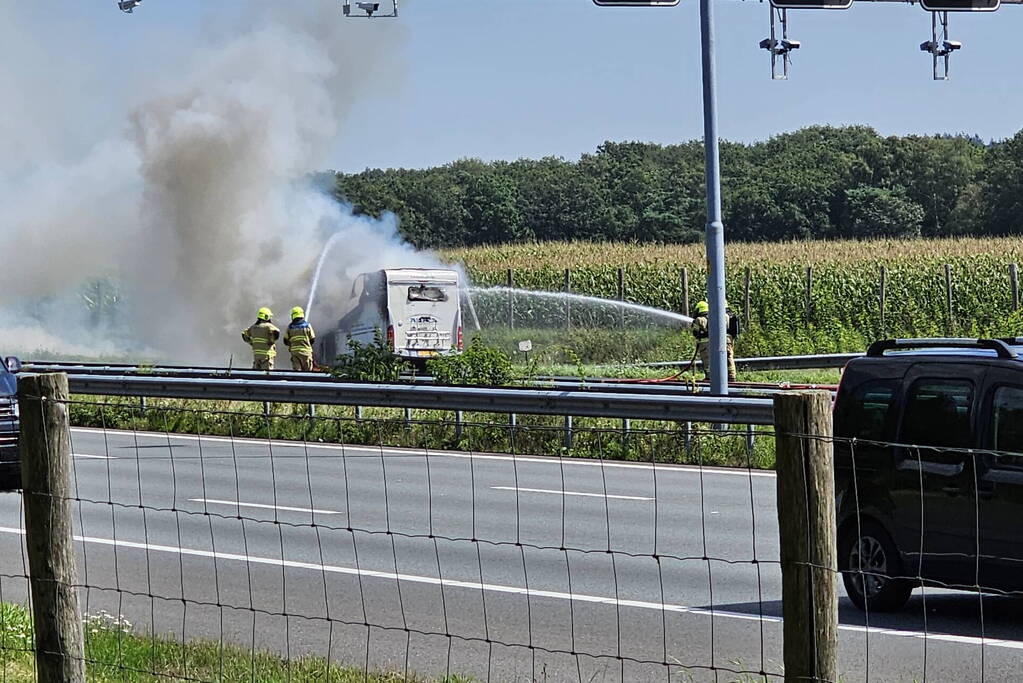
(0, 2), (433, 363)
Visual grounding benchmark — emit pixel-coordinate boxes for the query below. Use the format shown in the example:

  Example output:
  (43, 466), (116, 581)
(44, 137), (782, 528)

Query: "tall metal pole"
(700, 0), (728, 395)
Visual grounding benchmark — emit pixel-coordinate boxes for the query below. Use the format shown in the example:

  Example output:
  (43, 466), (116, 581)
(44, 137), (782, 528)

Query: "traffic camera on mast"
(341, 0), (399, 18)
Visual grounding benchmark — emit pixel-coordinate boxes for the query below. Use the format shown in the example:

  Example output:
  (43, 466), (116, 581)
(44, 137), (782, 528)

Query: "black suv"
(0, 357), (20, 491)
(834, 338), (1023, 612)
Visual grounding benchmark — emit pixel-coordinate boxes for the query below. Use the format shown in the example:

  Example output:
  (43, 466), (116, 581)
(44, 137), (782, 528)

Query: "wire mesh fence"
(4, 376), (1021, 682)
(7, 379), (785, 682)
(831, 434), (1023, 683)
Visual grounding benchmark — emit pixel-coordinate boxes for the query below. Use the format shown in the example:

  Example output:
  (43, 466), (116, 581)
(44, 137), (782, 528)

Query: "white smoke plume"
(0, 1), (436, 363)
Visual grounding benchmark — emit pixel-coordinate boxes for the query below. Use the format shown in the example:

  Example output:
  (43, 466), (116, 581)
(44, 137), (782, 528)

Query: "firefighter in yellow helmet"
(283, 306), (316, 372)
(690, 300), (737, 382)
(241, 307), (281, 371)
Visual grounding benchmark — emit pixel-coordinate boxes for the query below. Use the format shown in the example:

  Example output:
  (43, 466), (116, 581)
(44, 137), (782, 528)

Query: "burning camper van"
(316, 268), (464, 366)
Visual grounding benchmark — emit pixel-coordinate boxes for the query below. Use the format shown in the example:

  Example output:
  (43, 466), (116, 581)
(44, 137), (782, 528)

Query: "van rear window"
(408, 285), (448, 302)
(835, 380), (897, 442)
(901, 379), (973, 450)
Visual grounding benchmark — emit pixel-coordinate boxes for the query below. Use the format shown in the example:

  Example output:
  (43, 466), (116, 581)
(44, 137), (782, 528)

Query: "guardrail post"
(18, 373), (86, 683)
(774, 391), (837, 683)
(454, 410), (464, 441)
(563, 415), (573, 450)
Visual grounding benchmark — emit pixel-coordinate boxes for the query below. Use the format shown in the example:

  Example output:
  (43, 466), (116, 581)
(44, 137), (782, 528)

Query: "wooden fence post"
(506, 268), (515, 330)
(18, 373), (86, 683)
(1010, 263), (1019, 313)
(944, 263), (954, 335)
(617, 267), (625, 329)
(805, 266), (814, 323)
(774, 391), (837, 683)
(564, 268), (572, 330)
(681, 268), (690, 318)
(879, 265), (887, 338)
(743, 266), (751, 329)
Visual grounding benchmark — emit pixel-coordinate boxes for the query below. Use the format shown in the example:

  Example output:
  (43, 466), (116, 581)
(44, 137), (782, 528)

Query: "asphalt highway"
(0, 427), (1018, 681)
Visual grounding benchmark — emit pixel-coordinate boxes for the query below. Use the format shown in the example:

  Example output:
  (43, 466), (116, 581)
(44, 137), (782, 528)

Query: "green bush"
(329, 330), (410, 382)
(427, 337), (514, 385)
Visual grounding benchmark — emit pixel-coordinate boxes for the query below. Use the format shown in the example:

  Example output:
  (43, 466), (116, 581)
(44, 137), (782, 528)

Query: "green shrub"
(329, 330), (410, 382)
(427, 337), (514, 385)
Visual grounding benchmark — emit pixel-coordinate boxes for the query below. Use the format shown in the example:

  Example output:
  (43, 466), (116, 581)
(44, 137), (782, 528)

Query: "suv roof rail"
(866, 338), (1018, 359)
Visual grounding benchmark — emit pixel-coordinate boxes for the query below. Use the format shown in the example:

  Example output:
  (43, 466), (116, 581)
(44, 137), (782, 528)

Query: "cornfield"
(445, 237), (1023, 357)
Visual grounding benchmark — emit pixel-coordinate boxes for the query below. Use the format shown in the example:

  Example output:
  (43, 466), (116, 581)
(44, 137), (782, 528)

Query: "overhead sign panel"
(593, 1), (681, 6)
(920, 0), (999, 10)
(769, 0), (852, 8)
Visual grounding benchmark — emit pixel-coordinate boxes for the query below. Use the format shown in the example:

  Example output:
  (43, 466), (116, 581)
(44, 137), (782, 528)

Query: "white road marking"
(70, 427), (775, 478)
(189, 498), (340, 515)
(72, 453), (116, 460)
(0, 525), (1016, 651)
(490, 486), (653, 501)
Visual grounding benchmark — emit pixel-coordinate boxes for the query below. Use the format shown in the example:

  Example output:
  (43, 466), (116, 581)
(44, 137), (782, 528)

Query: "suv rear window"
(408, 285), (448, 302)
(901, 379), (973, 450)
(992, 386), (1023, 454)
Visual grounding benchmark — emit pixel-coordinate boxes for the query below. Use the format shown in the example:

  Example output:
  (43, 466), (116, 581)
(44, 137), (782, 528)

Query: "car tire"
(840, 520), (913, 612)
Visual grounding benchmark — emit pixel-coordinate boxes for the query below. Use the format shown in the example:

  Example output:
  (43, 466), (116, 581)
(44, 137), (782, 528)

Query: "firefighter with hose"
(242, 307), (281, 371)
(284, 306), (316, 372)
(690, 300), (737, 382)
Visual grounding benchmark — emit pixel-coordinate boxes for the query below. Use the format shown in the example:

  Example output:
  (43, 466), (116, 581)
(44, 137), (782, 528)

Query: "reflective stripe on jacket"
(242, 321), (280, 358)
(284, 320), (316, 354)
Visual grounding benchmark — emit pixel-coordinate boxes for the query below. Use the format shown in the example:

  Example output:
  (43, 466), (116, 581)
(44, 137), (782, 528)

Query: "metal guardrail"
(644, 352), (861, 371)
(65, 374), (776, 424)
(25, 362), (315, 381)
(29, 351), (861, 376)
(29, 366), (829, 397)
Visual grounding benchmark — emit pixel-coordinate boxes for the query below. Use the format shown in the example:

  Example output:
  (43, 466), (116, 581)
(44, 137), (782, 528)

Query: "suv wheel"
(840, 521), (913, 612)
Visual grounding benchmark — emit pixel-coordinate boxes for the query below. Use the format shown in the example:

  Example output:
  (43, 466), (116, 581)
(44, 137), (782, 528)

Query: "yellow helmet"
(257, 307), (272, 321)
(291, 306), (305, 320)
(694, 300), (710, 315)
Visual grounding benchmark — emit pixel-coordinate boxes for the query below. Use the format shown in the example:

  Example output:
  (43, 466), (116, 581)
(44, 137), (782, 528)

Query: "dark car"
(833, 337), (1023, 612)
(0, 357), (20, 491)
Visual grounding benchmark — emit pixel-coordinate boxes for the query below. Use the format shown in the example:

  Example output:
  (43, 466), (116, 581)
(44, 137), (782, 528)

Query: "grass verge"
(0, 603), (470, 683)
(69, 395), (776, 470)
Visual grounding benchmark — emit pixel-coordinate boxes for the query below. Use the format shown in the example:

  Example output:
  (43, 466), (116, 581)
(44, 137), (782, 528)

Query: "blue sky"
(17, 0), (1021, 173)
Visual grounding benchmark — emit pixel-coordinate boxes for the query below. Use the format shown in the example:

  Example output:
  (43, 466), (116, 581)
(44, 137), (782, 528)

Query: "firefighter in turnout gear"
(284, 306), (316, 372)
(690, 300), (737, 382)
(242, 307), (281, 370)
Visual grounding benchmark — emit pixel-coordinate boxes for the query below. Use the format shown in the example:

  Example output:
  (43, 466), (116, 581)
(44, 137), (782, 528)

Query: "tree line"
(332, 125), (1023, 248)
